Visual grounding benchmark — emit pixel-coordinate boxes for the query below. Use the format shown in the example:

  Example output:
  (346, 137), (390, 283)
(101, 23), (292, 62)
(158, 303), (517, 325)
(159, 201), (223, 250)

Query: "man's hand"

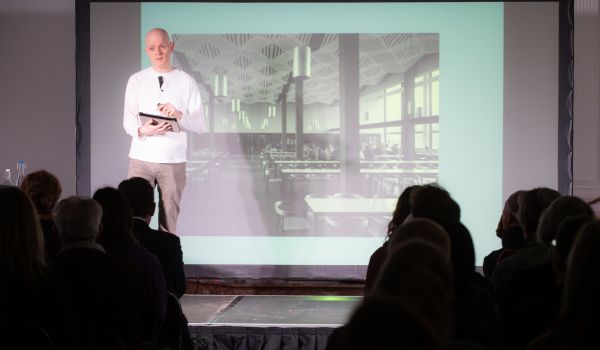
(138, 119), (172, 136)
(157, 103), (182, 120)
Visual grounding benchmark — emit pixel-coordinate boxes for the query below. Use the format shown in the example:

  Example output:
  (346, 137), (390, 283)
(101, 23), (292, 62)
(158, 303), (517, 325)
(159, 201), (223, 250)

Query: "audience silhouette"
(53, 195), (149, 349)
(118, 177), (186, 298)
(0, 186), (75, 349)
(529, 220), (600, 350)
(364, 185), (421, 293)
(373, 241), (454, 337)
(492, 188), (560, 302)
(329, 297), (446, 350)
(6, 169), (600, 350)
(92, 187), (167, 345)
(20, 170), (63, 259)
(483, 190), (525, 279)
(496, 194), (593, 350)
(388, 218), (451, 256)
(118, 177), (192, 350)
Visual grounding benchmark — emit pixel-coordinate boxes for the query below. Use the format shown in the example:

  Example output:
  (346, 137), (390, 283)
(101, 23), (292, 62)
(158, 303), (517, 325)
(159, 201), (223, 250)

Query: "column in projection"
(339, 34), (361, 192)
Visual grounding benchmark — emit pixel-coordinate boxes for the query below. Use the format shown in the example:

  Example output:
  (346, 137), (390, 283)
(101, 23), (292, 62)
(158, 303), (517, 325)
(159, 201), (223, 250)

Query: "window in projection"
(174, 33), (439, 237)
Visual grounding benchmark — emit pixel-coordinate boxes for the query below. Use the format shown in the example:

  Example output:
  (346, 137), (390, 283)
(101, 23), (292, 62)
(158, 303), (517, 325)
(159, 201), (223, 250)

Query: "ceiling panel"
(172, 33), (439, 105)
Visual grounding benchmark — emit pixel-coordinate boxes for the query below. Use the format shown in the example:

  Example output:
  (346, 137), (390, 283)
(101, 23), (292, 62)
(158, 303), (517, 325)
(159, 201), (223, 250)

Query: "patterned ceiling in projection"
(172, 33), (439, 105)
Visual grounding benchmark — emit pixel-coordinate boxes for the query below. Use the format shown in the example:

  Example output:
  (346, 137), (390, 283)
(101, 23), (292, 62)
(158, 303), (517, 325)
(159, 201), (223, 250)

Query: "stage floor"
(181, 295), (362, 349)
(181, 295), (362, 327)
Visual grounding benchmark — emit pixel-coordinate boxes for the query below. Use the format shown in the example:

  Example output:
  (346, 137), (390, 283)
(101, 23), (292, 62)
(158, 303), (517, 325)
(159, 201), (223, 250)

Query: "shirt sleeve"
(178, 80), (206, 135)
(123, 75), (142, 138)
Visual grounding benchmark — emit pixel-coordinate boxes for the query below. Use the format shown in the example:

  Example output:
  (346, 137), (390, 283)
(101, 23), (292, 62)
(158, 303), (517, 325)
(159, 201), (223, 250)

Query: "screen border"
(76, 0), (573, 280)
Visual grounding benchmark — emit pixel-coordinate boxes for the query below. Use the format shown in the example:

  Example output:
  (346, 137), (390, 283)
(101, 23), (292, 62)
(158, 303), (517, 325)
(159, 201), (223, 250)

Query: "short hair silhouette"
(118, 177), (154, 218)
(54, 196), (103, 243)
(537, 196), (593, 246)
(517, 188), (561, 238)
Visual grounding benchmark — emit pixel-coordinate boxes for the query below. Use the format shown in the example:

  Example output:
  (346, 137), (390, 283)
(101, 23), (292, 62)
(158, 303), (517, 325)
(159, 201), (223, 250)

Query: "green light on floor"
(301, 296), (361, 302)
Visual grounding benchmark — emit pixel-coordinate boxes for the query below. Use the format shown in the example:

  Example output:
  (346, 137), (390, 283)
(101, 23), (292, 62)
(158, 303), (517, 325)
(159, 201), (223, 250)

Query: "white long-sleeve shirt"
(123, 67), (206, 163)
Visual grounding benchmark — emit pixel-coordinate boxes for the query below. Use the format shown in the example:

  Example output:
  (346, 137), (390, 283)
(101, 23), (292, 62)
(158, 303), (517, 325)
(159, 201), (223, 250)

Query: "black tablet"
(138, 112), (180, 133)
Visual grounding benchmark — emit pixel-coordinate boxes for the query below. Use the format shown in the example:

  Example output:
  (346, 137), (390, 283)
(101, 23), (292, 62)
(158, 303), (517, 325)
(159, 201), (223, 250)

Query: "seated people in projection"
(123, 27), (206, 234)
(361, 143), (375, 160)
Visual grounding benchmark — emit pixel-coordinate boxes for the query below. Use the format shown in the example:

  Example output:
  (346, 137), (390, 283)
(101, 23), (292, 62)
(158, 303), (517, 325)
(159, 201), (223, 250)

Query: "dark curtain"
(190, 326), (334, 350)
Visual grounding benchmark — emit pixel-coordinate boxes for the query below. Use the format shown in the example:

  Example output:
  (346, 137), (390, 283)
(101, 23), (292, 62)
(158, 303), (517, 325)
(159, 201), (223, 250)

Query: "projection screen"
(83, 1), (565, 279)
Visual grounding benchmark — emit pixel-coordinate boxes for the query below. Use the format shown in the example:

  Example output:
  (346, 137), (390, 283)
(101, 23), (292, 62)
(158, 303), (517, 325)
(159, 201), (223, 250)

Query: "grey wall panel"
(0, 0), (76, 195)
(90, 3), (140, 192)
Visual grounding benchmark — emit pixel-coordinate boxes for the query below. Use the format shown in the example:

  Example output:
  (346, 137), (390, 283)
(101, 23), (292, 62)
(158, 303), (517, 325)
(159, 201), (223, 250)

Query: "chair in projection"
(274, 200), (309, 235)
(264, 167), (282, 195)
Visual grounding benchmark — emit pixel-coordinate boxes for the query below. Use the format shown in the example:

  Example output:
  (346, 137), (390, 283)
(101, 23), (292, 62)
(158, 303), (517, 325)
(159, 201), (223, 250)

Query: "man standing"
(123, 28), (205, 234)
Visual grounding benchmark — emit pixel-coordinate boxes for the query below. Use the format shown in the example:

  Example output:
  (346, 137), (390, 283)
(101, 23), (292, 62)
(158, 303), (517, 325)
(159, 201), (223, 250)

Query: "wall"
(503, 2), (559, 200)
(90, 2), (140, 191)
(0, 0), (76, 195)
(573, 0), (600, 201)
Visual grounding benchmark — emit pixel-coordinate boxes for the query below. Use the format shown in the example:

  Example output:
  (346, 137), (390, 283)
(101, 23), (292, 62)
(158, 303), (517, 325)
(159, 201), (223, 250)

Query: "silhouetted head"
(387, 185), (421, 238)
(562, 220), (600, 322)
(92, 187), (135, 249)
(553, 215), (596, 286)
(0, 186), (47, 284)
(499, 190), (524, 235)
(517, 187), (561, 241)
(500, 226), (525, 250)
(438, 219), (476, 296)
(332, 297), (445, 350)
(411, 184), (460, 223)
(118, 177), (155, 219)
(537, 196), (594, 247)
(20, 170), (62, 216)
(389, 218), (451, 257)
(54, 196), (103, 244)
(373, 241), (453, 336)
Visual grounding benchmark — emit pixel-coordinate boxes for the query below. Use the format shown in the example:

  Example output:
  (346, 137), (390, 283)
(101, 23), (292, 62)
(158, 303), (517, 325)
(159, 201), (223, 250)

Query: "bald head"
(145, 28), (174, 72)
(147, 28), (170, 41)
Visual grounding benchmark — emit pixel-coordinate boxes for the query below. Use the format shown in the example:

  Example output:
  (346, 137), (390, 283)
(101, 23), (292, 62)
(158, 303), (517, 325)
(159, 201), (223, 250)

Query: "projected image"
(173, 33), (440, 236)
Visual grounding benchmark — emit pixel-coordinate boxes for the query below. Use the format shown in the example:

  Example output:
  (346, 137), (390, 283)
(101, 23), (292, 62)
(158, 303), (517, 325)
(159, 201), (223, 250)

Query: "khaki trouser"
(128, 159), (186, 234)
